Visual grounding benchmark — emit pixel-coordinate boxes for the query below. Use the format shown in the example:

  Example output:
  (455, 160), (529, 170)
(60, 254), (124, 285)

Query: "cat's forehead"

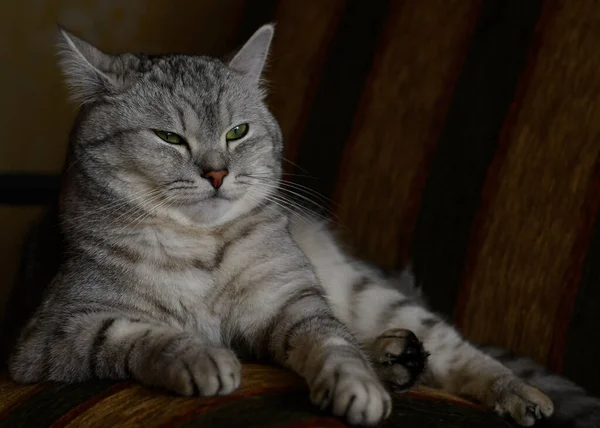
(142, 56), (234, 94)
(131, 54), (259, 114)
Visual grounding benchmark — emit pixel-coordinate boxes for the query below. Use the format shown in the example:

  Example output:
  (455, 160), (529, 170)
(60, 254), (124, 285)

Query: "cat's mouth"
(172, 190), (235, 206)
(209, 190), (233, 201)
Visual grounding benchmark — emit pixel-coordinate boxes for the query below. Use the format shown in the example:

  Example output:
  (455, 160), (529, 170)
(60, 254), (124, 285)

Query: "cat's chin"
(175, 196), (255, 228)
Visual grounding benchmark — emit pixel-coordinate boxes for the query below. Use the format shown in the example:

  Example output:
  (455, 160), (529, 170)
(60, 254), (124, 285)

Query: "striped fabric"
(0, 364), (515, 427)
(260, 0), (600, 397)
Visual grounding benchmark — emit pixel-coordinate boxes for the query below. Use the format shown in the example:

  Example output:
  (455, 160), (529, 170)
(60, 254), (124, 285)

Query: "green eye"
(225, 123), (249, 142)
(154, 130), (185, 145)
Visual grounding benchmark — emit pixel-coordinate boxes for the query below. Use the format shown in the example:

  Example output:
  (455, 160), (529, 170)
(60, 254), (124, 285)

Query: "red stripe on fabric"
(0, 383), (47, 421)
(454, 2), (555, 328)
(405, 389), (480, 408)
(281, 1), (346, 172)
(48, 381), (132, 428)
(395, 1), (483, 267)
(547, 154), (600, 373)
(159, 385), (305, 427)
(331, 1), (400, 209)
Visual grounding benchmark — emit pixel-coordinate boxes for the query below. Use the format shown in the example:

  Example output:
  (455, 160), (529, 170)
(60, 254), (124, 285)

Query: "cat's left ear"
(228, 24), (274, 83)
(56, 27), (121, 104)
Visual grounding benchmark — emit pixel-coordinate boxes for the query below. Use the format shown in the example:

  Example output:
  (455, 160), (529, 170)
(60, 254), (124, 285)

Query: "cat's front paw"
(491, 375), (554, 426)
(158, 343), (241, 397)
(310, 360), (391, 426)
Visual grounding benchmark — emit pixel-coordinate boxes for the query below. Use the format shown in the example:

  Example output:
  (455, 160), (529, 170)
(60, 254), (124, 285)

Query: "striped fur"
(482, 346), (600, 428)
(7, 24), (593, 427)
(294, 214), (600, 427)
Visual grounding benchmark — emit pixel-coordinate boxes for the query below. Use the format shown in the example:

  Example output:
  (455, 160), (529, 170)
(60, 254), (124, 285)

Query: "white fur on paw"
(492, 375), (554, 426)
(164, 346), (241, 397)
(310, 361), (391, 426)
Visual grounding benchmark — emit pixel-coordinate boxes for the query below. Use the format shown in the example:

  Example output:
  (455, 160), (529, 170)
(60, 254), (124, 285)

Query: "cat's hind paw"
(491, 375), (554, 426)
(369, 328), (429, 391)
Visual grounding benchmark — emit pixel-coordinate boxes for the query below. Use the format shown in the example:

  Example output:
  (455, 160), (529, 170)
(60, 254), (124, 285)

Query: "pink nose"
(202, 169), (228, 189)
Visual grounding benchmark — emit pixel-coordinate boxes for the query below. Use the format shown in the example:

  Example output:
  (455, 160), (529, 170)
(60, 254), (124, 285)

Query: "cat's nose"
(202, 169), (229, 189)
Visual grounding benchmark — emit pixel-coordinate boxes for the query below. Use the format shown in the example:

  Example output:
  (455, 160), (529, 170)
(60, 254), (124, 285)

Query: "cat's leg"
(258, 285), (391, 426)
(352, 282), (554, 426)
(9, 309), (241, 397)
(291, 219), (553, 425)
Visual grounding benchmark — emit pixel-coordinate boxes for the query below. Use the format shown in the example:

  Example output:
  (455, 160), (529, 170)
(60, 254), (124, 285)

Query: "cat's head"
(59, 25), (282, 227)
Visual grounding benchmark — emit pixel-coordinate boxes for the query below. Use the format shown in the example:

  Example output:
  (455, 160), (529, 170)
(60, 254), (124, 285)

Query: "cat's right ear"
(57, 27), (119, 105)
(228, 24), (274, 84)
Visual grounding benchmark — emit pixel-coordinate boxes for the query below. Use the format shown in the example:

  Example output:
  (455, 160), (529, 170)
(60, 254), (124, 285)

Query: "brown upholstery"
(0, 365), (516, 427)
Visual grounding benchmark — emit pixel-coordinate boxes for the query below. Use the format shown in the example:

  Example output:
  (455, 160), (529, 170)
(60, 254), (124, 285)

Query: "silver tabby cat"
(8, 24), (599, 427)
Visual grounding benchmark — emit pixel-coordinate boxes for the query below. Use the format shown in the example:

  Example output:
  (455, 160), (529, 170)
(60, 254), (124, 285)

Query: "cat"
(5, 23), (597, 427)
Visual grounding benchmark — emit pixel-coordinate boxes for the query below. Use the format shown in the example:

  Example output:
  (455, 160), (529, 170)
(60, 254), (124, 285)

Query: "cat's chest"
(140, 227), (222, 268)
(133, 230), (223, 298)
(129, 220), (287, 338)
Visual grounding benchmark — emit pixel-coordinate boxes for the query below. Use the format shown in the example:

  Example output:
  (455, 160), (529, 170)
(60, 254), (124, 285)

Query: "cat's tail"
(480, 345), (600, 428)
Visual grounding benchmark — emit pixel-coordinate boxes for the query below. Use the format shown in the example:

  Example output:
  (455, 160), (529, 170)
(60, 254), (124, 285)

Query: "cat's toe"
(491, 375), (554, 426)
(370, 328), (429, 391)
(309, 360), (391, 426)
(164, 345), (241, 397)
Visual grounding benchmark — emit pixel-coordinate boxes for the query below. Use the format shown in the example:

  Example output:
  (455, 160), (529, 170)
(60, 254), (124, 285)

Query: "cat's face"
(62, 26), (281, 226)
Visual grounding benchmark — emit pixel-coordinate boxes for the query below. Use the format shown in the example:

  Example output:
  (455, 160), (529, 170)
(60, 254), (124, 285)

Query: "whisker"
(65, 188), (164, 225)
(243, 174), (338, 210)
(247, 187), (308, 224)
(239, 176), (340, 225)
(249, 186), (330, 226)
(282, 157), (309, 174)
(120, 193), (179, 235)
(248, 172), (317, 179)
(280, 173), (319, 180)
(64, 155), (84, 173)
(244, 191), (280, 224)
(248, 179), (337, 219)
(105, 192), (167, 232)
(277, 181), (341, 210)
